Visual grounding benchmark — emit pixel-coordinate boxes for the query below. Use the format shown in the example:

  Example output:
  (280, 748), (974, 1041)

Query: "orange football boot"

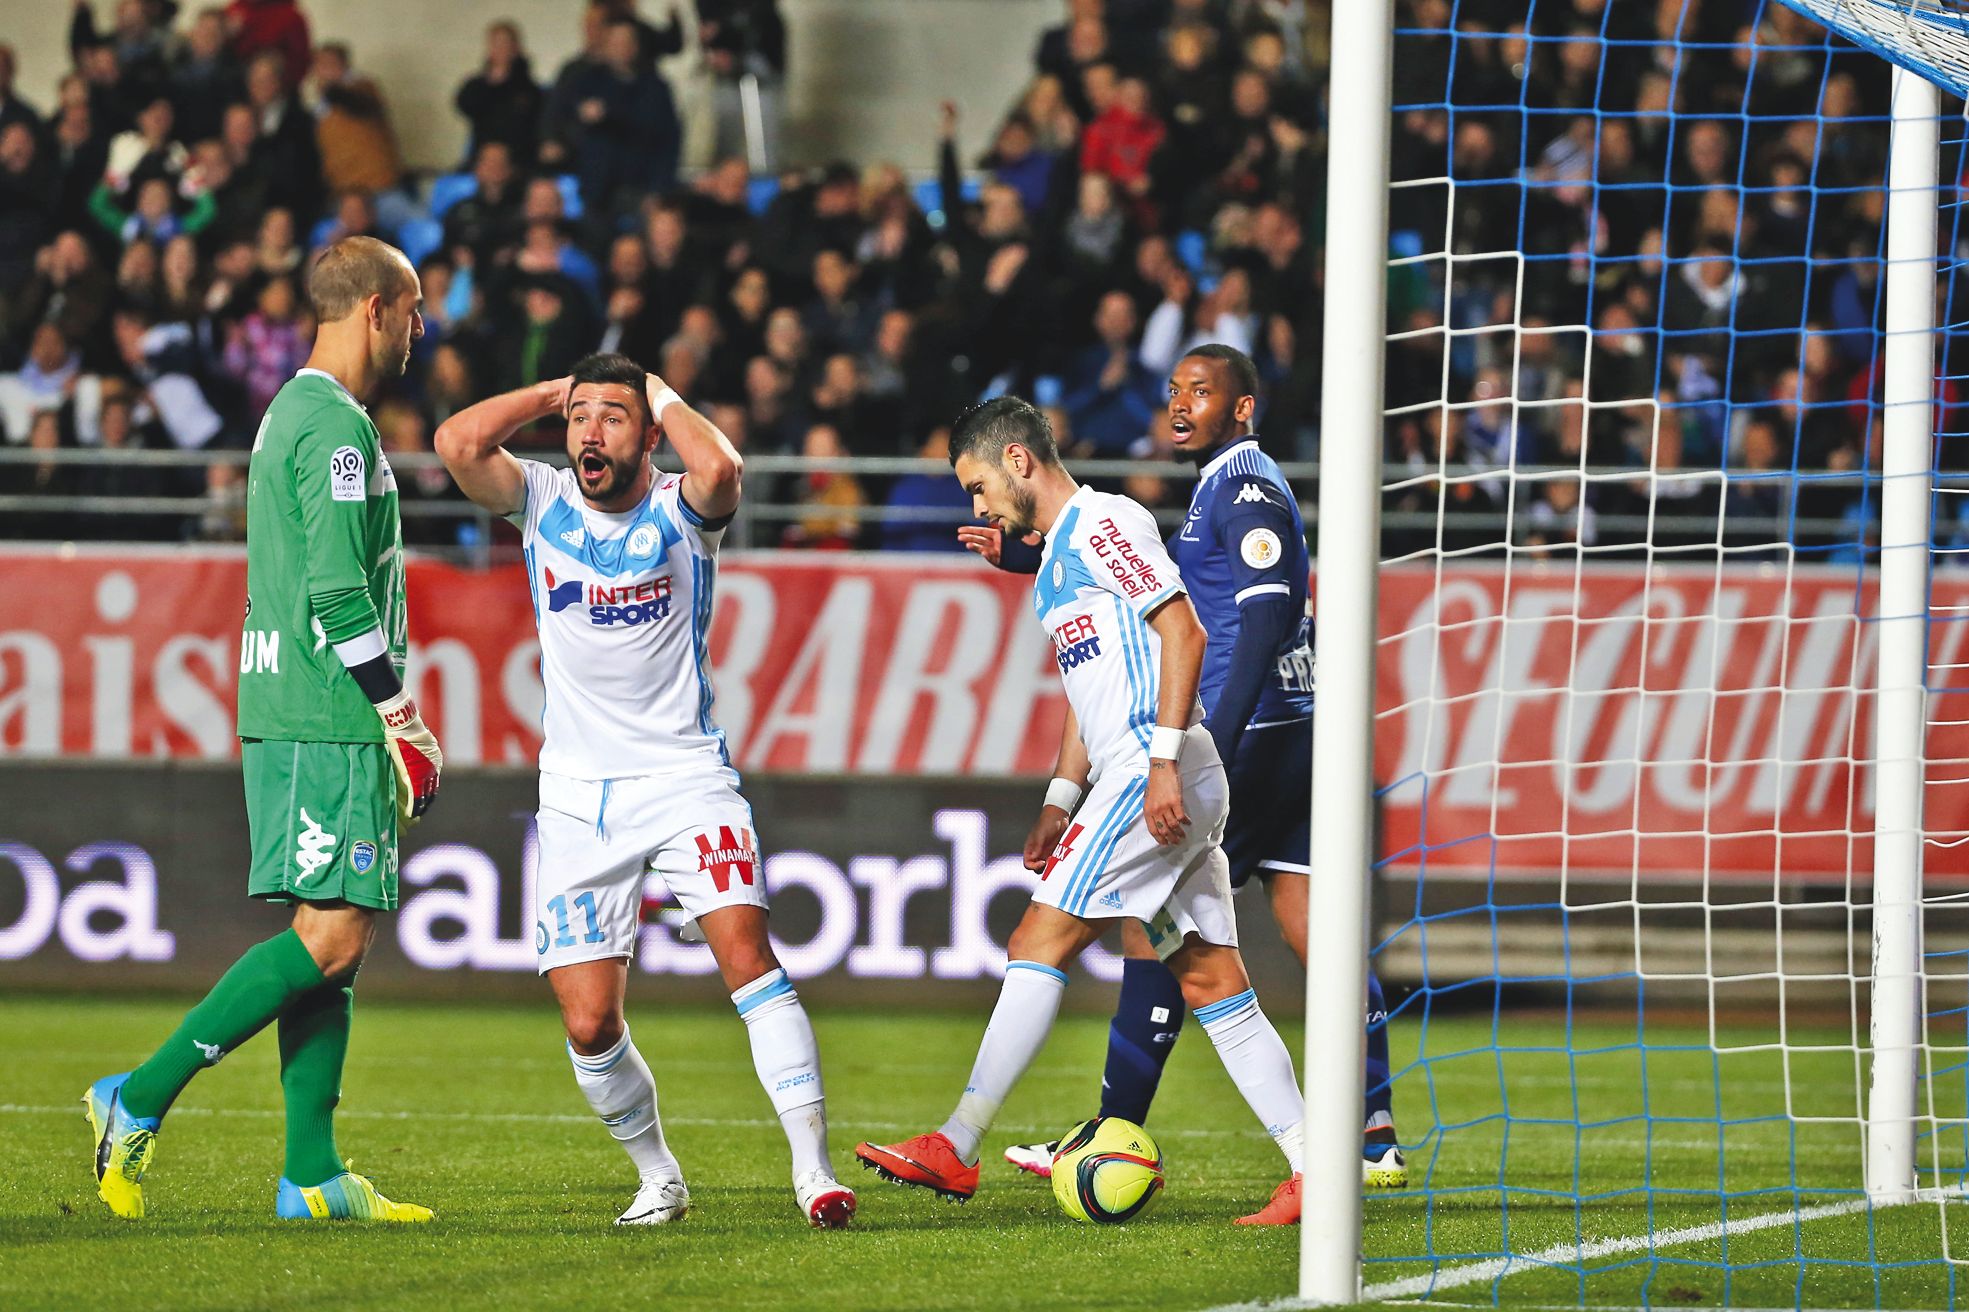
(853, 1132), (980, 1201)
(1235, 1172), (1303, 1225)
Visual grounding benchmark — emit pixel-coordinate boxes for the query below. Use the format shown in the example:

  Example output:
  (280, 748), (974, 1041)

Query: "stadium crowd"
(0, 0), (1919, 554)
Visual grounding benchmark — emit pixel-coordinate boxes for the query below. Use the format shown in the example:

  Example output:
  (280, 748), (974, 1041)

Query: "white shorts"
(1034, 740), (1237, 957)
(533, 767), (768, 974)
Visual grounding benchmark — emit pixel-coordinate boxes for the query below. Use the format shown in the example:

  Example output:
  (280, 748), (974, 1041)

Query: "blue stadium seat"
(427, 171), (476, 220)
(397, 217), (444, 269)
(747, 176), (780, 215)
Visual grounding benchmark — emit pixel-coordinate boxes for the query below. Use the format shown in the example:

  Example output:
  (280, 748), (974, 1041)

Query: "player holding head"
(85, 236), (440, 1223)
(855, 396), (1306, 1224)
(433, 352), (854, 1229)
(979, 346), (1403, 1201)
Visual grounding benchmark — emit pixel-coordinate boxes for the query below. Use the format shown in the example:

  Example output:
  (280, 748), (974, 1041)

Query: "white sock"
(568, 1028), (682, 1182)
(733, 968), (831, 1178)
(1196, 988), (1305, 1173)
(938, 961), (1068, 1164)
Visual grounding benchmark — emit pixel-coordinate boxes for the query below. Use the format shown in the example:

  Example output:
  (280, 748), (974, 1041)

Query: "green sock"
(120, 928), (326, 1121)
(278, 978), (355, 1187)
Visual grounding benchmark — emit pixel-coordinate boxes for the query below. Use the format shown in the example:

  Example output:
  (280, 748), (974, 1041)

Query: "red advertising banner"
(2, 548), (1965, 879)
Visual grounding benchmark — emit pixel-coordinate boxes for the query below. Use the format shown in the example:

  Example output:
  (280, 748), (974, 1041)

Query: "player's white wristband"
(650, 386), (683, 416)
(1044, 777), (1084, 814)
(1149, 725), (1187, 763)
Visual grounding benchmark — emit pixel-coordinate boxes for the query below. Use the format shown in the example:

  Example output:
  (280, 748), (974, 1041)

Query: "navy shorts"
(1223, 717), (1312, 889)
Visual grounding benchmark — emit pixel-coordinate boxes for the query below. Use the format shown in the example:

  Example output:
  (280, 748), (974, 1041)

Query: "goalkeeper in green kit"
(84, 237), (442, 1223)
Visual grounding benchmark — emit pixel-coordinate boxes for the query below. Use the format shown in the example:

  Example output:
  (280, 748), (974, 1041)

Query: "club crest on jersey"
(628, 523), (661, 557)
(1052, 560), (1064, 589)
(543, 566), (673, 626)
(695, 826), (758, 893)
(349, 840), (377, 874)
(1052, 613), (1103, 672)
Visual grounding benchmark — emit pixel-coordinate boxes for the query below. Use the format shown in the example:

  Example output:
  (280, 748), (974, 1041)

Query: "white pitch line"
(1358, 1186), (1969, 1304)
(1195, 1188), (1969, 1312)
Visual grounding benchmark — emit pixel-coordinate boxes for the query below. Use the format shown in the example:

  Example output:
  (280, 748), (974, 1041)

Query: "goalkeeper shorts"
(242, 738), (400, 910)
(531, 765), (769, 974)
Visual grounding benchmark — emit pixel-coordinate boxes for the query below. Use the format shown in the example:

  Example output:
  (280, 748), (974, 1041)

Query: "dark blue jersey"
(1170, 438), (1316, 724)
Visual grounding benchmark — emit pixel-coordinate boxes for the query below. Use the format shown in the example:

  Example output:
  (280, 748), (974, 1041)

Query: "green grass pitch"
(1, 994), (1963, 1310)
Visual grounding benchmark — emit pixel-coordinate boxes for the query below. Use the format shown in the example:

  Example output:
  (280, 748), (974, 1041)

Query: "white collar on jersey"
(294, 367), (367, 411)
(1198, 438), (1261, 481)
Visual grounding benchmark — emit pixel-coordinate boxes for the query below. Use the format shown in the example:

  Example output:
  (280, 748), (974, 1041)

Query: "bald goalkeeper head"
(303, 236), (424, 401)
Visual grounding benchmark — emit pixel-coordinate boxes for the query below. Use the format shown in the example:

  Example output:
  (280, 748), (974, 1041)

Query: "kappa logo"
(1233, 481), (1268, 505)
(560, 525), (586, 550)
(695, 825), (758, 893)
(294, 808), (337, 883)
(193, 1039), (225, 1064)
(1042, 822), (1086, 881)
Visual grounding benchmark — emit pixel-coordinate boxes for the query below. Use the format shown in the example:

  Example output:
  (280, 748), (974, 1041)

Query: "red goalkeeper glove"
(375, 689), (443, 824)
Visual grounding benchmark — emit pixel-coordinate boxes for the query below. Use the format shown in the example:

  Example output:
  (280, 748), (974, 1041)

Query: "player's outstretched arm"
(956, 524), (1044, 573)
(649, 375), (743, 524)
(1025, 705), (1092, 872)
(1143, 594), (1208, 847)
(432, 376), (572, 516)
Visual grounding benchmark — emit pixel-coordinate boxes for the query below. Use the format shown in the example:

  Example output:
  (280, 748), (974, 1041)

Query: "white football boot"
(616, 1176), (691, 1225)
(794, 1168), (856, 1228)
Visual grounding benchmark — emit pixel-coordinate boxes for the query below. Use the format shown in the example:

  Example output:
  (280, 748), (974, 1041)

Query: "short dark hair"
(1182, 343), (1261, 406)
(570, 351), (649, 422)
(948, 394), (1059, 468)
(306, 235), (413, 322)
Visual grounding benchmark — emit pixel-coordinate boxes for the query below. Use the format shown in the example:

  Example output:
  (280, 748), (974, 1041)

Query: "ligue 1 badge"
(1053, 560), (1064, 589)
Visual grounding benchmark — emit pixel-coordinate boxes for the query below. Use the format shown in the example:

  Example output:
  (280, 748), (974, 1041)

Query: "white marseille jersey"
(1032, 485), (1198, 777)
(510, 461), (729, 781)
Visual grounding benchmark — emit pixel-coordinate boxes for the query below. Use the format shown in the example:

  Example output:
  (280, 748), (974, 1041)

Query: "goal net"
(1312, 1), (1969, 1304)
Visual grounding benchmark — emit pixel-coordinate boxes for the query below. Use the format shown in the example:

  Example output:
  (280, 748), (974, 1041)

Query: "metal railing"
(0, 445), (1921, 563)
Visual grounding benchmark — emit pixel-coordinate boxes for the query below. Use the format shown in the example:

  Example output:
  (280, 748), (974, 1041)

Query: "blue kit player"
(966, 345), (1403, 1194)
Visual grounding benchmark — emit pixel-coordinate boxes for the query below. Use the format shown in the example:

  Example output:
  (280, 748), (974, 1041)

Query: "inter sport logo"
(544, 567), (673, 626)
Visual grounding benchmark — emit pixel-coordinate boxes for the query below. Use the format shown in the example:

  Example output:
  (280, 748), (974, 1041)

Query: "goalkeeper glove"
(375, 688), (443, 824)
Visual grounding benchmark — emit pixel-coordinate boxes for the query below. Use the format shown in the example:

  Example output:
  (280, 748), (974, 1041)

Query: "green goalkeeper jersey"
(237, 368), (406, 743)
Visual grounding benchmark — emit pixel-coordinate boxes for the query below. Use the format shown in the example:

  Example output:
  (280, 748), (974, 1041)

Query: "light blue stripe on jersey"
(534, 491), (684, 579)
(1065, 775), (1148, 916)
(1194, 988), (1257, 1027)
(1006, 960), (1068, 985)
(734, 969), (795, 1016)
(690, 555), (732, 769)
(522, 543), (543, 627)
(1117, 606), (1156, 749)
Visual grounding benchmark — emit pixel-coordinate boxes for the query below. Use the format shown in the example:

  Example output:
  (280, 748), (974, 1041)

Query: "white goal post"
(1302, 0), (1948, 1302)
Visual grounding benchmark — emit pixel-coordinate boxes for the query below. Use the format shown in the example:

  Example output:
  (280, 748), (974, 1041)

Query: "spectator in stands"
(242, 49), (321, 219)
(1081, 75), (1162, 209)
(169, 7), (240, 144)
(802, 247), (876, 358)
(1059, 290), (1156, 457)
(881, 427), (972, 552)
(495, 277), (591, 397)
(783, 421), (862, 548)
(549, 16), (680, 228)
(99, 95), (185, 204)
(698, 0), (788, 171)
(453, 21), (543, 166)
(376, 397), (465, 545)
(0, 122), (51, 309)
(10, 232), (112, 366)
(221, 273), (306, 417)
(0, 45), (38, 138)
(3, 410), (78, 539)
(112, 305), (226, 450)
(743, 354), (800, 452)
(50, 96), (109, 232)
(76, 389), (171, 540)
(0, 323), (80, 441)
(226, 0), (312, 90)
(306, 43), (405, 215)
